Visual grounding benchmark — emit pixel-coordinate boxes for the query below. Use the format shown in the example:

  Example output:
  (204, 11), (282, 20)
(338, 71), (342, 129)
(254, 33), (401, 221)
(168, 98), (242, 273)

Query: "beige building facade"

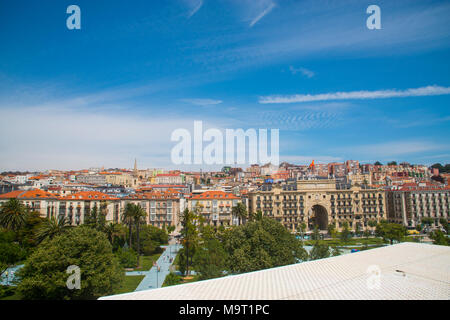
(188, 191), (241, 227)
(121, 190), (185, 229)
(248, 179), (386, 232)
(386, 184), (450, 228)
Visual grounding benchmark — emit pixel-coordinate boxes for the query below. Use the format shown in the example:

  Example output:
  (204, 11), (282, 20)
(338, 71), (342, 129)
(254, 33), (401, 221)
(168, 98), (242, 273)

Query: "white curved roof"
(100, 243), (450, 300)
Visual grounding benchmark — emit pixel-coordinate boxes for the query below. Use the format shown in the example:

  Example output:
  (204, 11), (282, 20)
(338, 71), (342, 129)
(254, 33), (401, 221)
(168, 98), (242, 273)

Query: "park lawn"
(131, 253), (162, 271)
(303, 237), (385, 246)
(404, 235), (425, 243)
(114, 275), (145, 295)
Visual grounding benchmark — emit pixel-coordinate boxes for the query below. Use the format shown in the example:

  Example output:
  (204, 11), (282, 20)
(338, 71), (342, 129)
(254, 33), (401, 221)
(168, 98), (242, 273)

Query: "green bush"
(162, 272), (182, 287)
(115, 247), (138, 268)
(0, 241), (27, 265)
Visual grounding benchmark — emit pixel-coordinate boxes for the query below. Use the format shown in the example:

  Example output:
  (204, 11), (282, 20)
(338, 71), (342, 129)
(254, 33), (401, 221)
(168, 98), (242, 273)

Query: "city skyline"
(0, 157), (447, 173)
(1, 0), (449, 171)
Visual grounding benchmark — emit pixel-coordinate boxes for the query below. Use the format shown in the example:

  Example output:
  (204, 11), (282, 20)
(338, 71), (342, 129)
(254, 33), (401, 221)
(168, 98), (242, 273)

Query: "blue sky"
(0, 0), (449, 171)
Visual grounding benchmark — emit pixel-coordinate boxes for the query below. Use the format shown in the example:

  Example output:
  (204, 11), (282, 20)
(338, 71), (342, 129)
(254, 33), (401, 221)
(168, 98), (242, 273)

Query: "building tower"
(133, 158), (138, 177)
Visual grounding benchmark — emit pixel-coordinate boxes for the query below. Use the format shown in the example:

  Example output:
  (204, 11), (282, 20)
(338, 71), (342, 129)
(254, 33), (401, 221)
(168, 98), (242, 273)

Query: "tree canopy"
(375, 221), (406, 245)
(222, 217), (307, 273)
(17, 226), (124, 300)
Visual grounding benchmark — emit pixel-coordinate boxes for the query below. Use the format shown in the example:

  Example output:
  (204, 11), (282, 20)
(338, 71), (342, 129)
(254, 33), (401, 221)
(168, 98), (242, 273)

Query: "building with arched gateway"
(248, 179), (386, 232)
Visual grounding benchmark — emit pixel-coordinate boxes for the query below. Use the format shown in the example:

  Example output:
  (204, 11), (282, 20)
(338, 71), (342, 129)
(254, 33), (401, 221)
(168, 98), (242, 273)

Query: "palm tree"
(0, 198), (28, 232)
(327, 222), (336, 239)
(298, 222), (307, 242)
(104, 223), (124, 246)
(122, 203), (135, 248)
(368, 219), (377, 235)
(133, 205), (147, 268)
(35, 215), (71, 243)
(232, 202), (247, 225)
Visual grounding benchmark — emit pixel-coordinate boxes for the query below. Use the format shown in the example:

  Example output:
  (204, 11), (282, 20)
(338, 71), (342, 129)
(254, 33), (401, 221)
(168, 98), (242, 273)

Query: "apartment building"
(121, 190), (185, 229)
(76, 174), (107, 185)
(58, 191), (120, 225)
(188, 190), (242, 227)
(155, 173), (184, 184)
(248, 179), (386, 233)
(0, 189), (59, 219)
(386, 183), (450, 228)
(0, 189), (120, 225)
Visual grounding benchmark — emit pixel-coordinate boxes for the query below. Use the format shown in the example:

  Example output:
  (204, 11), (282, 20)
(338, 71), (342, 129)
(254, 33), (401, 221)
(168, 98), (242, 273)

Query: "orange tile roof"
(59, 191), (119, 201)
(156, 173), (181, 177)
(0, 189), (57, 199)
(124, 190), (181, 200)
(191, 190), (240, 200)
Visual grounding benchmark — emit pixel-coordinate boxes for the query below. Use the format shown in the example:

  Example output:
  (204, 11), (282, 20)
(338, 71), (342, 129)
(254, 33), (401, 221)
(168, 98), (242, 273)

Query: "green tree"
(297, 222), (307, 241)
(0, 198), (28, 232)
(166, 225), (176, 235)
(331, 246), (342, 256)
(374, 161), (382, 166)
(376, 222), (406, 245)
(115, 246), (138, 268)
(35, 215), (71, 244)
(429, 230), (449, 246)
(137, 224), (168, 256)
(223, 217), (307, 273)
(309, 242), (330, 260)
(17, 211), (45, 249)
(84, 206), (107, 231)
(17, 226), (124, 299)
(179, 208), (200, 276)
(232, 202), (247, 225)
(421, 217), (434, 227)
(103, 223), (126, 249)
(122, 203), (147, 267)
(368, 219), (378, 234)
(193, 236), (227, 280)
(163, 272), (182, 287)
(388, 161), (398, 166)
(340, 221), (351, 243)
(132, 205), (147, 268)
(439, 218), (448, 233)
(354, 222), (360, 236)
(311, 225), (320, 241)
(327, 222), (336, 238)
(363, 229), (370, 246)
(122, 203), (135, 248)
(0, 241), (27, 265)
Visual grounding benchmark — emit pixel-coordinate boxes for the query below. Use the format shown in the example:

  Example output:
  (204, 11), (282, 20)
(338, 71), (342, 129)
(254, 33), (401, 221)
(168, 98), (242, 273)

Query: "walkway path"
(0, 264), (24, 286)
(126, 243), (182, 291)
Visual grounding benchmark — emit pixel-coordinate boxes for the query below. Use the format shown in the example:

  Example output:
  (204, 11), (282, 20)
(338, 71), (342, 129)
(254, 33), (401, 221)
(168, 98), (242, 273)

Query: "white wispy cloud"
(192, 1), (450, 76)
(186, 0), (203, 18)
(0, 104), (233, 171)
(289, 66), (314, 78)
(249, 1), (276, 27)
(181, 98), (223, 106)
(259, 85), (450, 104)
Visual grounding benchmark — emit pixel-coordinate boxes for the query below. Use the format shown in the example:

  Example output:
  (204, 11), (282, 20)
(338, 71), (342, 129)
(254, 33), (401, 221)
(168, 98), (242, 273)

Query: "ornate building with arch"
(248, 179), (386, 232)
